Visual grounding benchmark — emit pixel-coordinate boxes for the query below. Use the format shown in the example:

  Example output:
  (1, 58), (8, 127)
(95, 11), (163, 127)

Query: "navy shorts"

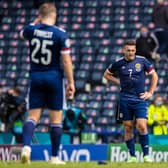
(28, 71), (65, 110)
(119, 98), (148, 121)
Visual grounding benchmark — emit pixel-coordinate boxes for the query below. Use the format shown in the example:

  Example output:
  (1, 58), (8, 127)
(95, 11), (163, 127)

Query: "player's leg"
(21, 108), (42, 163)
(21, 73), (45, 163)
(123, 120), (137, 162)
(23, 109), (42, 146)
(49, 110), (65, 164)
(120, 98), (137, 162)
(46, 72), (66, 164)
(135, 101), (152, 162)
(136, 118), (152, 162)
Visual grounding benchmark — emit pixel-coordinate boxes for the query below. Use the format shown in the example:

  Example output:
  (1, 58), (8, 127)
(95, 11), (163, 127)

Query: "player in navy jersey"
(104, 40), (158, 163)
(19, 3), (75, 164)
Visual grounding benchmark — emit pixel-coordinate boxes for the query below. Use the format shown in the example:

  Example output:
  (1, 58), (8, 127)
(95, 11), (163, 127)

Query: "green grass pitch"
(0, 161), (168, 168)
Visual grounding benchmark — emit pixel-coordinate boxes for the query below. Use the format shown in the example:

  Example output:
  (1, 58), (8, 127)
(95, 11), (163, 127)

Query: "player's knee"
(124, 125), (133, 133)
(136, 123), (147, 133)
(50, 116), (62, 124)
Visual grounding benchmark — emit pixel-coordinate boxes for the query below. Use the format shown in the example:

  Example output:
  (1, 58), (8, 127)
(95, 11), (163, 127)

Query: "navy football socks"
(23, 119), (36, 146)
(139, 134), (149, 156)
(126, 138), (136, 157)
(50, 124), (62, 157)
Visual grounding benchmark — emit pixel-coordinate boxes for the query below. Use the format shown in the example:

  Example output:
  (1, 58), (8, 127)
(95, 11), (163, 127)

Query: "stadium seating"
(0, 0), (167, 143)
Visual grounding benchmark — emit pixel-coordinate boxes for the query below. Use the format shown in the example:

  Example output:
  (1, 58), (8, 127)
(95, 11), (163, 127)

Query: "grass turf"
(0, 161), (168, 168)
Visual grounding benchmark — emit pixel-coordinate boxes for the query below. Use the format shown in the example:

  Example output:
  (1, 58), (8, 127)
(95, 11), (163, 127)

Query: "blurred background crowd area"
(0, 0), (168, 144)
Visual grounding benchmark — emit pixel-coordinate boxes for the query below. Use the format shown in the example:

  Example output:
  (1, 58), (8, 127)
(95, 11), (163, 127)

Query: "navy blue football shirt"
(108, 56), (154, 100)
(22, 23), (70, 72)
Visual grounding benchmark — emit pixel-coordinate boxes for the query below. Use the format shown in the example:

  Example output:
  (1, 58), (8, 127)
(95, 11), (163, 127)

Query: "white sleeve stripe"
(61, 50), (71, 54)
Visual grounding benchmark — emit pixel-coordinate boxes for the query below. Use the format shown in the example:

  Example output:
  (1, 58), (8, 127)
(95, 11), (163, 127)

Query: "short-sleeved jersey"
(22, 23), (70, 72)
(108, 55), (154, 100)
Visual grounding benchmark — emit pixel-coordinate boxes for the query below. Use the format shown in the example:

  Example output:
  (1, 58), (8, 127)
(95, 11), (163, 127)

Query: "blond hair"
(39, 3), (57, 18)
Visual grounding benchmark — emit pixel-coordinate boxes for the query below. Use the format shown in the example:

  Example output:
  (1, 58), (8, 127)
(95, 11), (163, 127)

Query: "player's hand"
(140, 91), (152, 100)
(66, 83), (75, 100)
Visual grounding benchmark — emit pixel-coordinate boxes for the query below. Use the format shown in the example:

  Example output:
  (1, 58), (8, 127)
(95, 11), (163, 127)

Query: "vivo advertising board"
(0, 144), (107, 161)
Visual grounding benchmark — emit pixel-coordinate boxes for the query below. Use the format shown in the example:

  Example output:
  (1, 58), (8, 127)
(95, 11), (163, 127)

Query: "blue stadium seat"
(89, 92), (103, 101)
(0, 0), (167, 138)
(76, 93), (88, 102)
(85, 108), (100, 118)
(102, 109), (115, 118)
(75, 79), (86, 92)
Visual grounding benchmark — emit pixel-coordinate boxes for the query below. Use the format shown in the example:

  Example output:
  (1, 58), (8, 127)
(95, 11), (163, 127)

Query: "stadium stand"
(0, 0), (168, 143)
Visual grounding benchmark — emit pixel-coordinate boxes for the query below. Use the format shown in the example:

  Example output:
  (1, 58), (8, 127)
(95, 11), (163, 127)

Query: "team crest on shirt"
(135, 63), (141, 72)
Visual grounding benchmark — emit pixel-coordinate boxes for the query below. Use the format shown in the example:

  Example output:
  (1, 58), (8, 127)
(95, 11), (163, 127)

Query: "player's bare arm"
(61, 54), (75, 98)
(140, 70), (158, 100)
(20, 17), (41, 39)
(103, 69), (120, 85)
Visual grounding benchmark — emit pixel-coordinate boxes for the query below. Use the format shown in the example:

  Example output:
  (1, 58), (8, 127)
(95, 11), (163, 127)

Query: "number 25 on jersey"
(31, 38), (53, 65)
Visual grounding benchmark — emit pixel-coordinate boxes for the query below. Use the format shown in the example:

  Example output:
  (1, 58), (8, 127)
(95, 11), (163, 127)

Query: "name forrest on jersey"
(34, 29), (53, 38)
